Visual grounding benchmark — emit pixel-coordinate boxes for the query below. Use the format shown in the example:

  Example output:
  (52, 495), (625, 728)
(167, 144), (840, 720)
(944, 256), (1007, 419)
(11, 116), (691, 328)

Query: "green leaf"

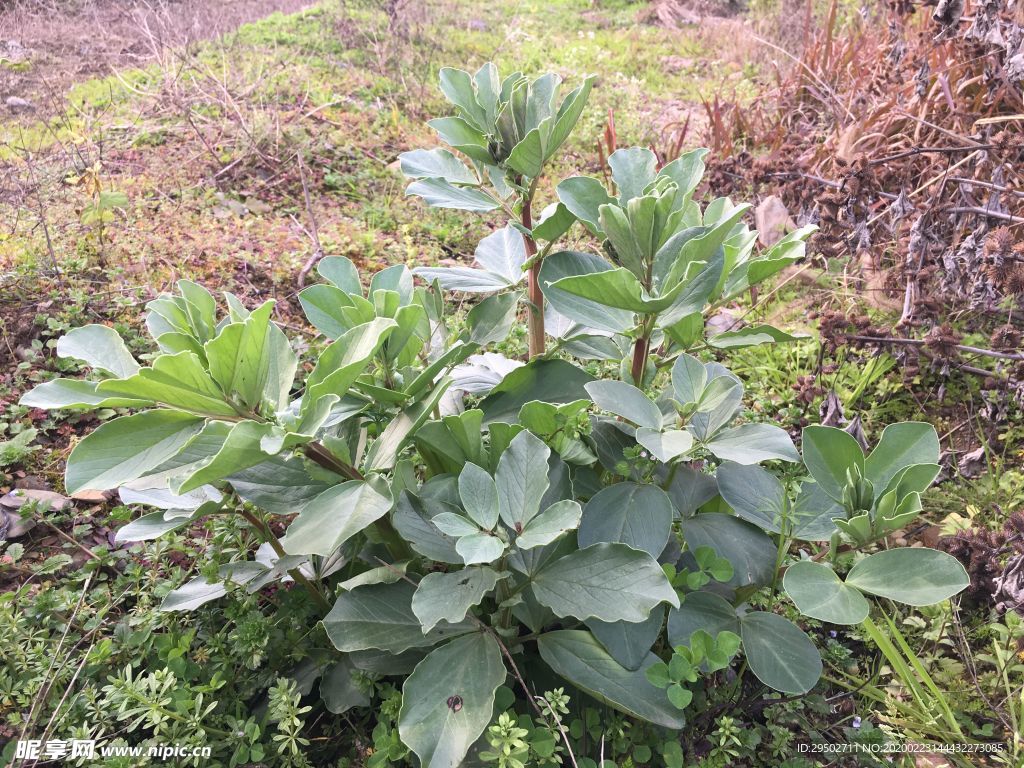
(428, 116), (493, 164)
(455, 532), (506, 565)
(56, 325), (139, 378)
(438, 66), (487, 126)
(557, 176), (616, 233)
(281, 480), (393, 556)
(413, 266), (512, 293)
(467, 291), (521, 345)
(394, 491), (462, 564)
(399, 632), (505, 768)
(531, 202), (576, 242)
(229, 454), (338, 515)
(715, 462), (786, 533)
(304, 319), (397, 411)
(532, 542), (679, 622)
(338, 561), (409, 591)
(682, 514), (776, 588)
(864, 422), (940, 494)
(608, 148), (657, 204)
(370, 264), (414, 305)
(399, 148), (477, 183)
(585, 381), (661, 429)
(588, 607), (664, 671)
(802, 426), (865, 502)
(506, 121), (552, 178)
(537, 630), (686, 728)
(363, 381), (451, 471)
(845, 548), (969, 606)
(645, 660), (671, 688)
(65, 410), (205, 494)
(298, 284), (356, 338)
(547, 75), (594, 158)
(538, 251), (634, 333)
(433, 511), (480, 538)
(96, 352), (239, 417)
(517, 499), (582, 549)
(406, 177), (498, 212)
(783, 561), (870, 624)
(458, 462), (499, 530)
(550, 266), (685, 313)
(887, 462), (941, 499)
(264, 324), (297, 411)
(323, 582), (476, 653)
(159, 576), (226, 612)
(173, 420), (275, 494)
(495, 430), (551, 529)
(659, 149), (708, 197)
(790, 481), (843, 541)
(578, 483), (674, 558)
(318, 256), (362, 294)
(474, 224), (528, 282)
(599, 203), (647, 277)
(667, 592), (739, 647)
(636, 428), (694, 463)
(20, 378), (150, 410)
(321, 657), (370, 714)
(479, 358), (595, 425)
(412, 567), (504, 632)
(705, 424), (800, 464)
(740, 611), (822, 693)
(204, 300), (275, 410)
(671, 353), (706, 406)
(113, 509), (200, 543)
(667, 684), (693, 709)
(706, 324), (807, 350)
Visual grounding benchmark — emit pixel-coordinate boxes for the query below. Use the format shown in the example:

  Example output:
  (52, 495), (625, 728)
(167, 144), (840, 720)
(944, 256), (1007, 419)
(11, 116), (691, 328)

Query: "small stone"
(70, 489), (110, 503)
(5, 96), (34, 112)
(0, 489), (71, 512)
(0, 509), (35, 539)
(755, 195), (794, 247)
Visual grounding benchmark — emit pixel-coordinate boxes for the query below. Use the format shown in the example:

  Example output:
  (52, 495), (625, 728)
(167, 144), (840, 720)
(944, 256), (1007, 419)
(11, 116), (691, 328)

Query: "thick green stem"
(521, 178), (544, 358)
(303, 441), (411, 561)
(240, 510), (331, 613)
(495, 555), (515, 632)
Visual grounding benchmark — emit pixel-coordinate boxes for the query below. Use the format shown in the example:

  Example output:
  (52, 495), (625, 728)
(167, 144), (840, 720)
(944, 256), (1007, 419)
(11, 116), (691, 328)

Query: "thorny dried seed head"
(985, 227), (1015, 259)
(923, 324), (963, 360)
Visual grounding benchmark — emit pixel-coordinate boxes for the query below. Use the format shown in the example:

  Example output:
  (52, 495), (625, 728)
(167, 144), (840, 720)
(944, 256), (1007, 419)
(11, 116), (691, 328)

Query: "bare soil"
(0, 0), (313, 115)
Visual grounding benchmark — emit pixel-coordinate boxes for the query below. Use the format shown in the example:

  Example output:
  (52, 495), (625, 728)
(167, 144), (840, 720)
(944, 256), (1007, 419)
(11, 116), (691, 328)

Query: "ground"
(2, 0), (1023, 765)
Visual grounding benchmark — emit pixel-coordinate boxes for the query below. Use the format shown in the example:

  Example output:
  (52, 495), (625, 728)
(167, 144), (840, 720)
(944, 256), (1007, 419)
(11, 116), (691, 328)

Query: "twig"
(295, 153), (324, 288)
(948, 207), (1024, 224)
(16, 574), (93, 759)
(39, 519), (100, 561)
(868, 144), (992, 165)
(949, 177), (1024, 199)
(767, 171), (899, 200)
(847, 334), (1024, 361)
(539, 693), (580, 768)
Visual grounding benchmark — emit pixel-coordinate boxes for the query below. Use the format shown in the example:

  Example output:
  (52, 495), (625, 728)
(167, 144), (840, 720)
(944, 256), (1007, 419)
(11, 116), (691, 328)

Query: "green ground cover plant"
(13, 61), (974, 767)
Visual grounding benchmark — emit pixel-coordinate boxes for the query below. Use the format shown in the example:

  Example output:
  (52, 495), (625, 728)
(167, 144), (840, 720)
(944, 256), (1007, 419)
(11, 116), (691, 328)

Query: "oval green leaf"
(538, 630), (685, 729)
(845, 548), (969, 606)
(740, 611), (822, 694)
(783, 561), (869, 625)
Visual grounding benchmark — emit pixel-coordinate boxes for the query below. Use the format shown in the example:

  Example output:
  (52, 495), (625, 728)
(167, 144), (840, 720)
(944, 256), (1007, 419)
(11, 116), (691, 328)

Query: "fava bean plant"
(23, 63), (969, 766)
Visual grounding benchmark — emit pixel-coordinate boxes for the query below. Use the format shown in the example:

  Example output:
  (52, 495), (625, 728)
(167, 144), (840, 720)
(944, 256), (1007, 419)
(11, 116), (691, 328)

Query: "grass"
(0, 0), (752, 285)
